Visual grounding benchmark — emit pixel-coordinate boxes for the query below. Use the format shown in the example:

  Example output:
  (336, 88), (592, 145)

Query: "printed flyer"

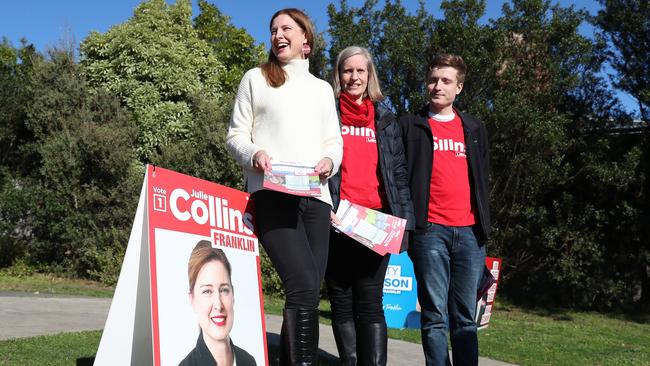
(333, 199), (407, 255)
(476, 257), (502, 330)
(262, 160), (321, 197)
(94, 166), (267, 366)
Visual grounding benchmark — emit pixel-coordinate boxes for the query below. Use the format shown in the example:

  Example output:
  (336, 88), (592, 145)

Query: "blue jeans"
(408, 223), (486, 366)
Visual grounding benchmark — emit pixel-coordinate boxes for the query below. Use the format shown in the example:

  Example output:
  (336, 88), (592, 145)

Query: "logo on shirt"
(342, 125), (376, 143)
(433, 136), (466, 157)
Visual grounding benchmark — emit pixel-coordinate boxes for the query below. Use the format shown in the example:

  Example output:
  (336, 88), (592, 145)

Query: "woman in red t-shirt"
(326, 46), (414, 365)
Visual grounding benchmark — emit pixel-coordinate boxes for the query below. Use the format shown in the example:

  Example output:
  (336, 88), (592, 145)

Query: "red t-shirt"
(428, 113), (476, 226)
(339, 122), (385, 209)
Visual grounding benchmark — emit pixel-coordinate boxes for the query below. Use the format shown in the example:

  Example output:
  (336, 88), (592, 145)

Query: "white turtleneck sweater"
(227, 59), (343, 206)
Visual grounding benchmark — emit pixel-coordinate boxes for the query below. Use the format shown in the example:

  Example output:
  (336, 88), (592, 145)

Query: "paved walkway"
(0, 292), (516, 365)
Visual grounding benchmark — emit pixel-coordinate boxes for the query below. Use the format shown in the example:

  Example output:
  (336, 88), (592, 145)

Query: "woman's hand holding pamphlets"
(332, 200), (407, 255)
(262, 160), (322, 197)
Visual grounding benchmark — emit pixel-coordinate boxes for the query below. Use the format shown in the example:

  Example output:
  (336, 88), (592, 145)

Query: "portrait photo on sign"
(153, 229), (265, 366)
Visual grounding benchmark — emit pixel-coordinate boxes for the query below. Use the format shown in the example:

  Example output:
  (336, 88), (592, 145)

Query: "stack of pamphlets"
(263, 160), (321, 197)
(333, 199), (407, 255)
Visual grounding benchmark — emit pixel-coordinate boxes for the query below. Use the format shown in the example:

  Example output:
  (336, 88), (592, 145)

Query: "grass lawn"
(478, 302), (650, 366)
(0, 331), (101, 366)
(1, 273), (648, 365)
(0, 272), (114, 298)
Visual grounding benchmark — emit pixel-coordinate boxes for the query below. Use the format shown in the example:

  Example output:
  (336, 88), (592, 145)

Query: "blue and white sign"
(382, 252), (419, 329)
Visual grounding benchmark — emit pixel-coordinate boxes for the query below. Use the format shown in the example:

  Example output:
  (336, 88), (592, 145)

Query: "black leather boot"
(332, 320), (357, 365)
(280, 308), (319, 366)
(357, 322), (387, 366)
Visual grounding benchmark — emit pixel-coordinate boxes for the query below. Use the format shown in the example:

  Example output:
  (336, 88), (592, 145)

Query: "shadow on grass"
(506, 303), (577, 322)
(319, 309), (333, 323)
(76, 358), (94, 366)
(501, 299), (650, 325)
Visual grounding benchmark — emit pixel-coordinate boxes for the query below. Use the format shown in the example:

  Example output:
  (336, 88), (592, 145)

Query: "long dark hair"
(260, 8), (315, 88)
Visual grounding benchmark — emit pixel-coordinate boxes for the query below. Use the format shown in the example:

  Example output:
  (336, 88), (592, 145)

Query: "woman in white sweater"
(226, 8), (342, 366)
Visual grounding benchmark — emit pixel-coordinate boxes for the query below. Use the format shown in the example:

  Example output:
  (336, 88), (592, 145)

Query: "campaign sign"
(382, 252), (419, 329)
(94, 166), (267, 366)
(382, 254), (502, 330)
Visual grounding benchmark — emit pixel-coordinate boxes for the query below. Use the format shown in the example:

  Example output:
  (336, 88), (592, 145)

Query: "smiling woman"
(326, 46), (414, 365)
(225, 8), (343, 365)
(180, 240), (256, 366)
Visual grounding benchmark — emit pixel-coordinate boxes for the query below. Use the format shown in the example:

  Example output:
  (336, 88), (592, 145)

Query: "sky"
(0, 0), (639, 113)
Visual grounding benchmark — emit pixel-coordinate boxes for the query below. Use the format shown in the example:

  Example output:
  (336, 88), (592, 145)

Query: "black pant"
(254, 190), (332, 309)
(325, 230), (390, 324)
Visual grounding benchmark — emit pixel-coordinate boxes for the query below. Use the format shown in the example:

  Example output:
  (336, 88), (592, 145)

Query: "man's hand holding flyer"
(263, 160), (322, 197)
(333, 199), (407, 255)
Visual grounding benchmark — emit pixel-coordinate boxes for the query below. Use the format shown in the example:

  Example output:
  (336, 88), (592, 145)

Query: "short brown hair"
(187, 240), (232, 293)
(428, 54), (467, 84)
(261, 8), (315, 87)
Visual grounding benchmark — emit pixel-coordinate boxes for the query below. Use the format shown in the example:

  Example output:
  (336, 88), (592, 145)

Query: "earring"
(302, 43), (311, 55)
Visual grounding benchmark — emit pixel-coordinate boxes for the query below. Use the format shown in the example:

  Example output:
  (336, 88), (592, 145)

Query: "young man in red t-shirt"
(399, 54), (490, 366)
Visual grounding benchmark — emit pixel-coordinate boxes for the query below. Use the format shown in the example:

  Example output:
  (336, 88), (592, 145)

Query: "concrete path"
(0, 292), (516, 365)
(0, 292), (111, 340)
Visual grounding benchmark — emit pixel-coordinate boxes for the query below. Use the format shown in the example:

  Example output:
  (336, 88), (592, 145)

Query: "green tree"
(594, 0), (649, 120)
(374, 1), (434, 114)
(0, 39), (42, 176)
(0, 40), (44, 267)
(487, 0), (648, 309)
(150, 91), (243, 190)
(327, 0), (376, 64)
(27, 49), (140, 283)
(193, 0), (265, 94)
(80, 0), (226, 162)
(431, 0), (498, 114)
(487, 0), (574, 305)
(594, 3), (649, 307)
(0, 46), (141, 282)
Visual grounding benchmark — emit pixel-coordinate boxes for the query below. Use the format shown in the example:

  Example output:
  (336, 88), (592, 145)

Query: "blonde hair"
(332, 46), (384, 102)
